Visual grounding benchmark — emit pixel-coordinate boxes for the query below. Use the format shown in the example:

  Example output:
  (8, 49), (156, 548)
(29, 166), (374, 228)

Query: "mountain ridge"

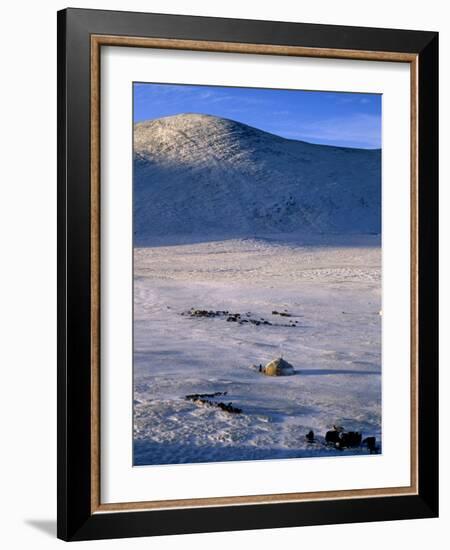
(135, 113), (381, 152)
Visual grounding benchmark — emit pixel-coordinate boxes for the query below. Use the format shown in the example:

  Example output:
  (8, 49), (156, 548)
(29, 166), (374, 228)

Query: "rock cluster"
(182, 308), (299, 328)
(185, 391), (242, 414)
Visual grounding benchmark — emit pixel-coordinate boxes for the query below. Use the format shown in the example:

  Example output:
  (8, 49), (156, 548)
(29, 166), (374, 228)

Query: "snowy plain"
(133, 234), (381, 465)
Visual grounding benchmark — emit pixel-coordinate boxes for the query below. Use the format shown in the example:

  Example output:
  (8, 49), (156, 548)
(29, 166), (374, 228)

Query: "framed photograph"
(57, 8), (438, 541)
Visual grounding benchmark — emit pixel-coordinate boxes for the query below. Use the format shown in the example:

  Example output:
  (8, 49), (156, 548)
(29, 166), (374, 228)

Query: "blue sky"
(134, 83), (381, 149)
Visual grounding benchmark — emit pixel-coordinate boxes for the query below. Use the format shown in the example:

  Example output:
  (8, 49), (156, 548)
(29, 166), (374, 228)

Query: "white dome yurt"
(263, 357), (295, 376)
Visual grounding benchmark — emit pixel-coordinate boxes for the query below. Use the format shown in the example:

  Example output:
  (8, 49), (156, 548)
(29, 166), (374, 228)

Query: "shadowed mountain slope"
(134, 113), (381, 242)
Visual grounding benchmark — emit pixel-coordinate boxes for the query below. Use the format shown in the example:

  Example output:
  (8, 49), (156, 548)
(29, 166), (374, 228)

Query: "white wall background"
(0, 1), (446, 548)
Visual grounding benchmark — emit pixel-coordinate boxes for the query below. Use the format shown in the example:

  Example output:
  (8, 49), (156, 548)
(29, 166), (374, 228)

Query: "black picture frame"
(57, 7), (438, 541)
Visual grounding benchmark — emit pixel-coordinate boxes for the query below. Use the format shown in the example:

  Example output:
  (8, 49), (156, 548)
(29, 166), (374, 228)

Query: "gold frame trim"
(90, 35), (419, 514)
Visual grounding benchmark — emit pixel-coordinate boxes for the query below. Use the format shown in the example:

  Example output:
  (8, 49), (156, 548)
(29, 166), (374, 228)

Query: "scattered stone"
(185, 391), (241, 414)
(363, 436), (379, 453)
(182, 309), (229, 318)
(216, 402), (242, 414)
(272, 310), (292, 317)
(325, 430), (341, 445)
(185, 391), (227, 401)
(338, 431), (362, 448)
(326, 428), (362, 449)
(182, 308), (298, 328)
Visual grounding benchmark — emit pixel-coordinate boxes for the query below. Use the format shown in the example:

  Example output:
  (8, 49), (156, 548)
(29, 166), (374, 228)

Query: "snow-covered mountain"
(134, 113), (381, 242)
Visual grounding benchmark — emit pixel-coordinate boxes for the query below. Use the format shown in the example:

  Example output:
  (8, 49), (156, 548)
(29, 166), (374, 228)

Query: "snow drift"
(134, 113), (381, 241)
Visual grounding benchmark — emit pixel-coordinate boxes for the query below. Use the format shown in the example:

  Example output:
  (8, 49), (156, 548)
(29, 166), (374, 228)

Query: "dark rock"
(185, 392), (241, 414)
(339, 431), (362, 448)
(363, 436), (378, 453)
(325, 430), (341, 444)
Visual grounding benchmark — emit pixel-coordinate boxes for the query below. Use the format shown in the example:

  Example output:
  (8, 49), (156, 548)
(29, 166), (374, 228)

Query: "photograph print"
(133, 82), (382, 466)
